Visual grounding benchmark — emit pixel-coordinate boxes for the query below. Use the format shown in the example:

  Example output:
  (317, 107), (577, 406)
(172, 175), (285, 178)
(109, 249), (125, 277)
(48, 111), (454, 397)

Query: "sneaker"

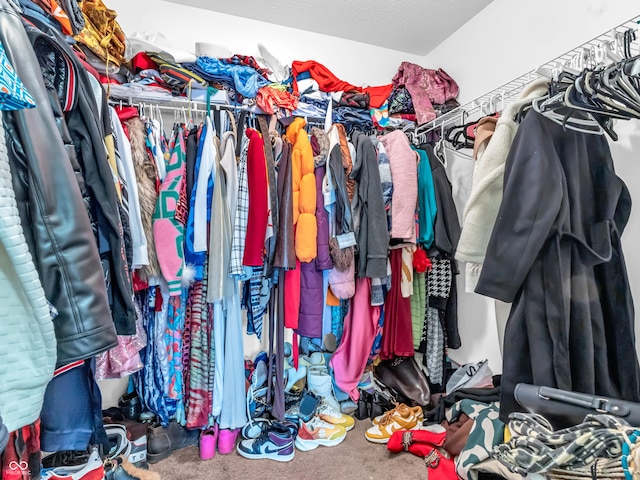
(237, 424), (295, 462)
(42, 451), (90, 469)
(316, 400), (355, 431)
(241, 417), (271, 440)
(41, 449), (105, 480)
(373, 404), (423, 426)
(295, 417), (347, 451)
(365, 405), (421, 444)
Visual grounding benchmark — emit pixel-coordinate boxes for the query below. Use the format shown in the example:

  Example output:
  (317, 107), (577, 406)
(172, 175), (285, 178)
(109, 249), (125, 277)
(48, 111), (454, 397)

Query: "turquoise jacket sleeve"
(413, 146), (437, 247)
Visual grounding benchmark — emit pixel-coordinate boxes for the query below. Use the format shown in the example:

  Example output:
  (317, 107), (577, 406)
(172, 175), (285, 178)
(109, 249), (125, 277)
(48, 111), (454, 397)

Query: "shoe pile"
(236, 345), (358, 461)
(364, 403), (424, 444)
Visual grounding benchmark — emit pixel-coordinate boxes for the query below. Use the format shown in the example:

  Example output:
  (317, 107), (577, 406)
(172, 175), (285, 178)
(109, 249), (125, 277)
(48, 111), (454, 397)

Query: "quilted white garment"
(0, 116), (56, 432)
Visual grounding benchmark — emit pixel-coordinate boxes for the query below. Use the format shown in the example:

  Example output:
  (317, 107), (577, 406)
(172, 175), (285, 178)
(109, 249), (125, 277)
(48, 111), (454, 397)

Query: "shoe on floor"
(295, 416), (347, 451)
(316, 400), (355, 431)
(373, 404), (423, 426)
(41, 449), (104, 480)
(217, 428), (240, 455)
(241, 417), (271, 440)
(365, 405), (421, 444)
(42, 451), (91, 469)
(199, 425), (218, 460)
(237, 423), (295, 462)
(147, 421), (199, 464)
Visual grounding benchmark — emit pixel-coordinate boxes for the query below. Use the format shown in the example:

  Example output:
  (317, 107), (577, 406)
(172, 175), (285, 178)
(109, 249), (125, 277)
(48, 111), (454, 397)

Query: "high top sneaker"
(307, 369), (341, 413)
(237, 423), (295, 462)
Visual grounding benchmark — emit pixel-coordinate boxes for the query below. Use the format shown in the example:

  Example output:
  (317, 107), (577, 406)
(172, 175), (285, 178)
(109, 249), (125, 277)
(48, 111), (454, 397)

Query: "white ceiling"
(162, 0), (494, 56)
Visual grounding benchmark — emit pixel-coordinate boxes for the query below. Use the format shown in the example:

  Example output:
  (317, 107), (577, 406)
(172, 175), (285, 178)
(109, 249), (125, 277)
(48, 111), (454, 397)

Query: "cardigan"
(455, 79), (549, 289)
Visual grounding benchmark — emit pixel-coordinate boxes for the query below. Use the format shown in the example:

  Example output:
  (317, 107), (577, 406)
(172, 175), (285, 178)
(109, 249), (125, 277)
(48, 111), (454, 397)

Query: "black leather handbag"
(514, 383), (640, 429)
(375, 356), (431, 407)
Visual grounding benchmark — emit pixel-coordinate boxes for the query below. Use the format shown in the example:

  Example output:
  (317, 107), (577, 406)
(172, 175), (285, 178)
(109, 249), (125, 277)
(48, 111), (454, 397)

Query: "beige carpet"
(150, 420), (428, 480)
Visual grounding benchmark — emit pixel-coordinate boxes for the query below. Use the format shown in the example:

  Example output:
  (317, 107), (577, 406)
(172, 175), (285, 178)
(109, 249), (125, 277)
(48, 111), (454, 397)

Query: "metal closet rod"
(108, 98), (328, 124)
(415, 14), (640, 136)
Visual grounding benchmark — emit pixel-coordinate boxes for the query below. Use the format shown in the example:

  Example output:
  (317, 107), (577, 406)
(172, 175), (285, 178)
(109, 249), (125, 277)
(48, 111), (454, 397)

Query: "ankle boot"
(307, 369), (340, 412)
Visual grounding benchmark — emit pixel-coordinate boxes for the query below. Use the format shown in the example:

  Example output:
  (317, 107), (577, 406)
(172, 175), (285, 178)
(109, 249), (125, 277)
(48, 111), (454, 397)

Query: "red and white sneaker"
(41, 450), (105, 480)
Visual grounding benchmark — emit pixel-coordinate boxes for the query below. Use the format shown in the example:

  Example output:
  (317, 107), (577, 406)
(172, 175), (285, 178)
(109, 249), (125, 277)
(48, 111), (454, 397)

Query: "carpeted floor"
(150, 420), (428, 480)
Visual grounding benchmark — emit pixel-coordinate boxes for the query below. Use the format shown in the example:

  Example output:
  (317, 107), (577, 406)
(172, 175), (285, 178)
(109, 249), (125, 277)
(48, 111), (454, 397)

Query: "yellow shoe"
(365, 405), (421, 444)
(373, 403), (423, 426)
(316, 400), (355, 431)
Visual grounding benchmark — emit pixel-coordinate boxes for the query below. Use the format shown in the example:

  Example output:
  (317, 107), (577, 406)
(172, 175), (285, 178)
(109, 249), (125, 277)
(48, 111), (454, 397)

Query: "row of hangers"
(529, 27), (640, 141)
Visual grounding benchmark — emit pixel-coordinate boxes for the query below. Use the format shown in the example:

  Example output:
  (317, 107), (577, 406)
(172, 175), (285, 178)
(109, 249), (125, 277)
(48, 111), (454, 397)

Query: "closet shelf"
(415, 15), (640, 137)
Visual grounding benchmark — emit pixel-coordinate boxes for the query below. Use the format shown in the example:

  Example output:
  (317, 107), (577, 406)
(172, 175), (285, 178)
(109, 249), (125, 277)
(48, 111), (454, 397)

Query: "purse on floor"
(375, 356), (431, 407)
(514, 383), (640, 429)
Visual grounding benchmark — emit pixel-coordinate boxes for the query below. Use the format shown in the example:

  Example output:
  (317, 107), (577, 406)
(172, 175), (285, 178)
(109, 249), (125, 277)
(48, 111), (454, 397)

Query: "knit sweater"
(455, 79), (548, 289)
(379, 130), (418, 242)
(287, 117), (317, 263)
(153, 127), (186, 295)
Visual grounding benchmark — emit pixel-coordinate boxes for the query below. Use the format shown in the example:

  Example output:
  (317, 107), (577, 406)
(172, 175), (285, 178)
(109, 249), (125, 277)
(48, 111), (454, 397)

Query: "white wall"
(433, 0), (640, 373)
(424, 0), (640, 103)
(107, 0), (425, 87)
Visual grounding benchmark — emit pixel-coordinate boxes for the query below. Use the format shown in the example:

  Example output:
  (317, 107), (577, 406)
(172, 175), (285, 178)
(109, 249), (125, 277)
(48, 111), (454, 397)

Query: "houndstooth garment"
(492, 413), (632, 475)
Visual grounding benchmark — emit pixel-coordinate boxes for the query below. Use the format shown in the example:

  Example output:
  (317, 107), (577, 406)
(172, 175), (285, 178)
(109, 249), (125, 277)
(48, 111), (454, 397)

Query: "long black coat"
(476, 111), (640, 421)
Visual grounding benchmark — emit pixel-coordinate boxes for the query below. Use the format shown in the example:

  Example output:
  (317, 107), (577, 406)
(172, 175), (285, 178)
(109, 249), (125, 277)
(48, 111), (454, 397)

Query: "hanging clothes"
(330, 277), (380, 401)
(380, 248), (415, 360)
(243, 128), (269, 266)
(455, 79), (548, 292)
(287, 117), (318, 263)
(217, 127), (247, 430)
(414, 146), (437, 248)
(153, 126), (187, 296)
(351, 131), (389, 279)
(476, 110), (640, 422)
(379, 130), (418, 243)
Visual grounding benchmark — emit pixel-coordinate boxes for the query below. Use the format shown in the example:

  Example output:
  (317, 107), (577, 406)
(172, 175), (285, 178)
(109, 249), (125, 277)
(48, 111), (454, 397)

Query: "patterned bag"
(0, 42), (35, 111)
(388, 85), (414, 115)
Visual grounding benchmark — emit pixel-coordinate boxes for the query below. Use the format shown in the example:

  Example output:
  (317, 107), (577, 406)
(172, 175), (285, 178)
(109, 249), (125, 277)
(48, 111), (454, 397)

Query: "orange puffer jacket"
(286, 118), (317, 262)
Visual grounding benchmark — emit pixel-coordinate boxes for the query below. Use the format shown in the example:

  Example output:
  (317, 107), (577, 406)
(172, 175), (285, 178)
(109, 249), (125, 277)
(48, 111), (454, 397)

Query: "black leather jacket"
(24, 17), (136, 337)
(0, 0), (117, 367)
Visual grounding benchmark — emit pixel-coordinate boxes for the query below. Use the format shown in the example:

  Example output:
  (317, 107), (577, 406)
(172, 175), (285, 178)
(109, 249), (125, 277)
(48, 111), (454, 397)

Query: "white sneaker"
(295, 416), (347, 451)
(41, 449), (105, 480)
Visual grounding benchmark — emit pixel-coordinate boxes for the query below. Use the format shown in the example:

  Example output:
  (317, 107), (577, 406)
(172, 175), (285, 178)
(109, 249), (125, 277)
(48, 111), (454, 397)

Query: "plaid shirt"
(228, 134), (250, 278)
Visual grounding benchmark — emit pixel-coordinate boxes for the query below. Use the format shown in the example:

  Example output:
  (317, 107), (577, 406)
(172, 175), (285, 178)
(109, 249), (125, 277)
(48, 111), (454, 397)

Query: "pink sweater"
(379, 130), (418, 241)
(153, 129), (186, 295)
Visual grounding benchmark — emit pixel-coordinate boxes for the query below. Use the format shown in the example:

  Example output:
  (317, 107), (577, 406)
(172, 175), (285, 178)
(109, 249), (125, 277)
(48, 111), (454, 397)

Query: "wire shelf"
(414, 15), (640, 136)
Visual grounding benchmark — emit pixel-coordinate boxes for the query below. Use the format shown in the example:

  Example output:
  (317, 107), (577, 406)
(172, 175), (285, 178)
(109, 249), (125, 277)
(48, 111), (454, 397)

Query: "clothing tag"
(336, 232), (357, 249)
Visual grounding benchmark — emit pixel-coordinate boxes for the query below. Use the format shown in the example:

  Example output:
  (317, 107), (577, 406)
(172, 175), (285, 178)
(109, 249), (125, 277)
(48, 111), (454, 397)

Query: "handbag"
(356, 381), (398, 421)
(388, 85), (414, 115)
(446, 360), (494, 395)
(514, 383), (640, 429)
(375, 356), (431, 407)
